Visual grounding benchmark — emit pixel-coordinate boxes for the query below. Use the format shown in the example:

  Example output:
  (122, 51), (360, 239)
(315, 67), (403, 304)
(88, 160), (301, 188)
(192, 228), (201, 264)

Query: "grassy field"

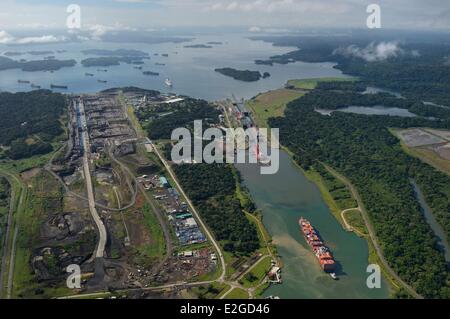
(239, 255), (272, 288)
(246, 89), (304, 127)
(402, 144), (450, 176)
(224, 287), (249, 299)
(190, 282), (230, 299)
(344, 210), (368, 236)
(137, 203), (166, 265)
(286, 77), (356, 90)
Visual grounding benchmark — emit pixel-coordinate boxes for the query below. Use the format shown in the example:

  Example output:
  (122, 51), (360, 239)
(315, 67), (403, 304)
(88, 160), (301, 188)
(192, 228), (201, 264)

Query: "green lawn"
(191, 282), (230, 299)
(136, 203), (166, 265)
(246, 89), (304, 127)
(239, 255), (272, 288)
(224, 287), (249, 299)
(345, 210), (368, 236)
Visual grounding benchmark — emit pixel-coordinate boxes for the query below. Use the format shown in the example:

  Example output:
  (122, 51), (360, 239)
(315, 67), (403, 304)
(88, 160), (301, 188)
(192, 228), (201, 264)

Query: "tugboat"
(299, 217), (337, 278)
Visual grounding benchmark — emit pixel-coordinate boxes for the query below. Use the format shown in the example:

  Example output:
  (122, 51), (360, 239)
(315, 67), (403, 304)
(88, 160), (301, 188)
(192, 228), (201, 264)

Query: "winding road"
(323, 164), (423, 299)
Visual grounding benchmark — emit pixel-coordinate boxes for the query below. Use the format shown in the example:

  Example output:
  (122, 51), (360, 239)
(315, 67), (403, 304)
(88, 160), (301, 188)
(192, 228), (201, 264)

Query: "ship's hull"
(299, 218), (336, 272)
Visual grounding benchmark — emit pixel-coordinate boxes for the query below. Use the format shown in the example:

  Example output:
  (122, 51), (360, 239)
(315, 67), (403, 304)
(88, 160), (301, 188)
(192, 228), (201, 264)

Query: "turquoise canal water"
(236, 151), (390, 299)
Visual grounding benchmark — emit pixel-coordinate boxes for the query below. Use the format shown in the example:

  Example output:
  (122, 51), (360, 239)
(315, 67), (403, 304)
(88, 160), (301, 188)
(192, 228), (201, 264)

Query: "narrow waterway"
(236, 151), (389, 298)
(412, 181), (450, 263)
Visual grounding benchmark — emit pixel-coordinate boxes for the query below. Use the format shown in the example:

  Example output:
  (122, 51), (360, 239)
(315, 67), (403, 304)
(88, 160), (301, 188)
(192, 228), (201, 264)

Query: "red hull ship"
(299, 217), (336, 273)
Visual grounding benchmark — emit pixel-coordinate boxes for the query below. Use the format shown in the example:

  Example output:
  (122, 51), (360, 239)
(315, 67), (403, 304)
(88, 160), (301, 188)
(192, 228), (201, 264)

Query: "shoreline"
(242, 79), (398, 297)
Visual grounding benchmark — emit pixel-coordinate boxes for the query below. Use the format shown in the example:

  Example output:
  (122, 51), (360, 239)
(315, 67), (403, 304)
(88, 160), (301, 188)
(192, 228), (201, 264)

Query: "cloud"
(248, 26), (292, 33)
(86, 23), (137, 40)
(333, 42), (412, 62)
(0, 30), (66, 44)
(248, 26), (261, 32)
(206, 0), (349, 14)
(0, 30), (15, 44)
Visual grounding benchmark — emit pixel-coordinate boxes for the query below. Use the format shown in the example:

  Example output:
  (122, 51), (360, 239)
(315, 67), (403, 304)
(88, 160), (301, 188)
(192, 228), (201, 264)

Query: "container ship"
(299, 217), (337, 278)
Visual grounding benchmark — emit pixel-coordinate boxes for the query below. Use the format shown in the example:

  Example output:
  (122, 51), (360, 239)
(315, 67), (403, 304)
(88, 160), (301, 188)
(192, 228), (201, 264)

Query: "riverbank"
(242, 78), (395, 298)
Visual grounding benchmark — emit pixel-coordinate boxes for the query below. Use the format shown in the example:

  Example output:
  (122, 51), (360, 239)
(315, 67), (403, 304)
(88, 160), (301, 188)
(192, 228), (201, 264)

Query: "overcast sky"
(1, 0), (449, 32)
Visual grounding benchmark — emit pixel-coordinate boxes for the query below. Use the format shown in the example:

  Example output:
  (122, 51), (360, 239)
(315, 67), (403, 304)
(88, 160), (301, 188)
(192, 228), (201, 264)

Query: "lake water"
(412, 181), (450, 263)
(0, 34), (347, 101)
(237, 152), (389, 299)
(316, 106), (417, 118)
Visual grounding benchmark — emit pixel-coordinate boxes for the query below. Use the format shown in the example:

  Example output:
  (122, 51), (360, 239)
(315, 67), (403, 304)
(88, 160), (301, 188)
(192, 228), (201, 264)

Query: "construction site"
(30, 88), (218, 297)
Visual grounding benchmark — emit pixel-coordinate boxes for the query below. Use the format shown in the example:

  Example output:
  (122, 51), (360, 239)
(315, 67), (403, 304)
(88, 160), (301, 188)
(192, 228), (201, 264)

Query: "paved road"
(150, 140), (227, 282)
(324, 164), (423, 299)
(79, 99), (107, 259)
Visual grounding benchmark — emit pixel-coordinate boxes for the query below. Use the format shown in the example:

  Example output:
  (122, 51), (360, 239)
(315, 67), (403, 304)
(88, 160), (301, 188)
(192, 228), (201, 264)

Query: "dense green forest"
(173, 163), (259, 254)
(269, 84), (450, 298)
(253, 32), (450, 107)
(138, 98), (220, 140)
(214, 68), (262, 82)
(0, 90), (66, 159)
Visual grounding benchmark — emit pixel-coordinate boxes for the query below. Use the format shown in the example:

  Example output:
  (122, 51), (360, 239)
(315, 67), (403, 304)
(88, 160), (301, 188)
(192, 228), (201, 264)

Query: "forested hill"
(253, 32), (450, 107)
(268, 84), (450, 298)
(173, 163), (259, 254)
(0, 90), (66, 159)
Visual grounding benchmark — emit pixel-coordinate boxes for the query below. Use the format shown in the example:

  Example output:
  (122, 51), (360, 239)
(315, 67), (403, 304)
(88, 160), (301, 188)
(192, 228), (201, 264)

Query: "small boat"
(85, 73), (94, 77)
(143, 71), (159, 76)
(97, 80), (107, 83)
(330, 273), (338, 280)
(18, 80), (30, 84)
(51, 84), (68, 89)
(165, 78), (173, 87)
(30, 84), (41, 89)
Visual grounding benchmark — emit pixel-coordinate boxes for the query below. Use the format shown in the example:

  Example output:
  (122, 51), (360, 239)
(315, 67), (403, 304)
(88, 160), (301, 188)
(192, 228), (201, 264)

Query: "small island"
(143, 71), (159, 76)
(27, 50), (54, 56)
(0, 56), (76, 72)
(214, 67), (263, 82)
(3, 51), (23, 57)
(255, 59), (274, 66)
(184, 44), (213, 49)
(81, 49), (149, 58)
(81, 57), (121, 67)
